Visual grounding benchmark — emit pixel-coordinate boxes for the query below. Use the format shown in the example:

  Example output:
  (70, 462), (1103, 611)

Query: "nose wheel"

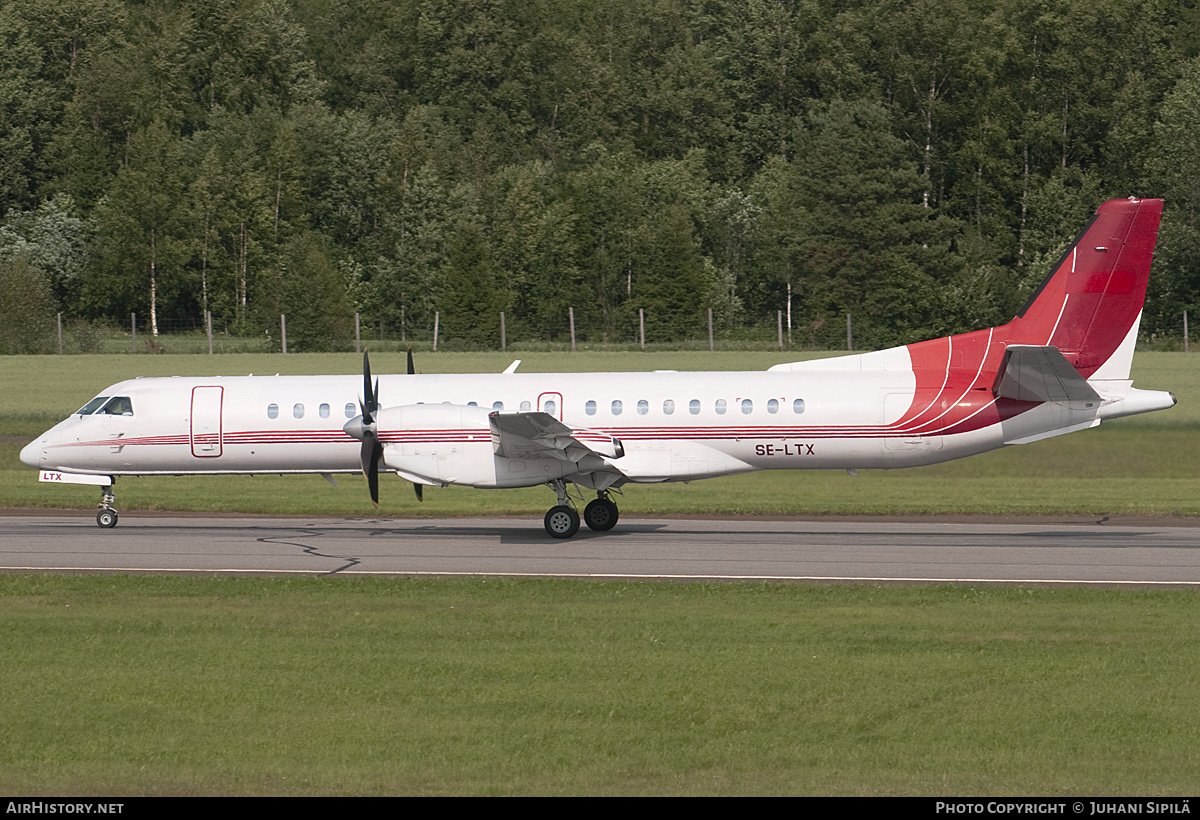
(96, 484), (118, 528)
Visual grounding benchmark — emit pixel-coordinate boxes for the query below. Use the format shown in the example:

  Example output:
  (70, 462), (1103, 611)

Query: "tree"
(440, 197), (503, 347)
(0, 193), (88, 311)
(370, 161), (450, 340)
(257, 230), (353, 351)
(0, 6), (59, 212)
(753, 99), (954, 348)
(89, 120), (186, 333)
(1144, 56), (1200, 337)
(0, 253), (56, 353)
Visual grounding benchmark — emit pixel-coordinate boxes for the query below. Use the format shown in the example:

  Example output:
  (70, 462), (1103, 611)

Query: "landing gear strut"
(96, 483), (118, 528)
(542, 482), (620, 538)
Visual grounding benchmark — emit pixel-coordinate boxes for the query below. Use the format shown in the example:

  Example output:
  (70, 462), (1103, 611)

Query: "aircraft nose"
(19, 438), (44, 469)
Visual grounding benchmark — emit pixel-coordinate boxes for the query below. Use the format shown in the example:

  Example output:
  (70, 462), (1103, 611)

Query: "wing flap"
(488, 411), (625, 462)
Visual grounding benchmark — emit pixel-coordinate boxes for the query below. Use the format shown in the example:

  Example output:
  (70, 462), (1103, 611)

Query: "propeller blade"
(407, 347), (415, 376)
(361, 351), (377, 424)
(413, 482), (423, 502)
(360, 435), (382, 507)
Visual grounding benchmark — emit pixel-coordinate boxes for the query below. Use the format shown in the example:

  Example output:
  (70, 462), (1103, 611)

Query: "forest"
(3, 0), (1200, 353)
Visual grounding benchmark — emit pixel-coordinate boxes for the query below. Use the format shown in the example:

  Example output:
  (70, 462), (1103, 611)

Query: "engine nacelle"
(376, 403), (579, 489)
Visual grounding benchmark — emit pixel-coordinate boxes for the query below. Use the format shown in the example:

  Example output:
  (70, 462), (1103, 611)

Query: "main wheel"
(96, 509), (118, 529)
(544, 505), (580, 539)
(583, 498), (619, 532)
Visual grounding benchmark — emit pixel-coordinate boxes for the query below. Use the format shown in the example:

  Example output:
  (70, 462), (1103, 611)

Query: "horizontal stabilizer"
(992, 345), (1101, 405)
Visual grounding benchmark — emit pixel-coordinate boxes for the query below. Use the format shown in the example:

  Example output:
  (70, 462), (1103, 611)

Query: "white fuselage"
(22, 354), (1122, 489)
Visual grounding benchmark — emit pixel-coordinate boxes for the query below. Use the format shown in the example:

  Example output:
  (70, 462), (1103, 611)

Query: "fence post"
(355, 312), (361, 354)
(131, 312), (136, 353)
(281, 314), (287, 354)
(708, 308), (714, 352)
(207, 311), (213, 355)
(433, 311), (439, 352)
(500, 311), (506, 351)
(777, 310), (783, 349)
(639, 309), (645, 350)
(846, 313), (852, 352)
(1185, 310), (1190, 353)
(569, 307), (576, 352)
(57, 313), (62, 355)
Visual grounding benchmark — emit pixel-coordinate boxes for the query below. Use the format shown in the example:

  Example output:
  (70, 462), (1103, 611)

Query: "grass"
(3, 574), (1199, 796)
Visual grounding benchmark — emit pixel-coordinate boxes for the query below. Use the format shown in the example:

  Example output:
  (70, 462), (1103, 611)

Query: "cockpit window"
(98, 396), (133, 416)
(77, 397), (110, 415)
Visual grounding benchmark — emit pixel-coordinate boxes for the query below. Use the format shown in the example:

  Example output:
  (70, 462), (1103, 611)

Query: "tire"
(583, 498), (619, 532)
(96, 509), (118, 529)
(544, 505), (580, 539)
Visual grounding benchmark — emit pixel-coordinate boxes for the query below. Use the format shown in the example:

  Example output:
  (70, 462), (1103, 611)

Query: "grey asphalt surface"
(3, 513), (1200, 585)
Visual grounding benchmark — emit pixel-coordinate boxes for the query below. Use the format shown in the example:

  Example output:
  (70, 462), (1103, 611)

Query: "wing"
(489, 411), (625, 462)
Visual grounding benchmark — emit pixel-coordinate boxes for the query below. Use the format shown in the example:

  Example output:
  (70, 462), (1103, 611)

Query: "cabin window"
(637, 399), (649, 415)
(345, 403), (356, 418)
(78, 397), (109, 416)
(493, 401), (504, 411)
(99, 397), (133, 416)
(520, 400), (532, 412)
(267, 403), (279, 419)
(319, 403), (330, 419)
(585, 400), (597, 415)
(741, 399), (753, 414)
(793, 398), (805, 414)
(689, 399), (700, 415)
(544, 399), (557, 416)
(715, 399), (727, 415)
(663, 399), (675, 415)
(767, 399), (779, 414)
(468, 401), (478, 406)
(293, 403), (305, 419)
(611, 400), (623, 415)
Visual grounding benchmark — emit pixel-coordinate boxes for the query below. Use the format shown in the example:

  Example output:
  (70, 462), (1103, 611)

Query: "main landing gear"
(543, 481), (620, 539)
(96, 483), (118, 528)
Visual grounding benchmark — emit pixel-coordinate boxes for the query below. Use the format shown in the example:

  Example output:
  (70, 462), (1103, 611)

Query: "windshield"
(77, 397), (109, 415)
(98, 396), (133, 416)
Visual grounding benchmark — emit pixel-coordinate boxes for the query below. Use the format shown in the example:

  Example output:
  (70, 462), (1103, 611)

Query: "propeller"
(407, 347), (422, 501)
(343, 349), (424, 506)
(345, 351), (383, 507)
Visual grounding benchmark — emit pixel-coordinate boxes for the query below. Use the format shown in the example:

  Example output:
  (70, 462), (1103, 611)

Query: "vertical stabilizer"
(1004, 198), (1162, 379)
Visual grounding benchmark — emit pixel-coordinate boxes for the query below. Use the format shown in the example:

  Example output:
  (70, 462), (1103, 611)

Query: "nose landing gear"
(96, 484), (118, 528)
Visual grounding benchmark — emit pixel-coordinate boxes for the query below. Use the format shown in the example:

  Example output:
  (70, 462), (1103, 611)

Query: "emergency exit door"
(190, 386), (224, 457)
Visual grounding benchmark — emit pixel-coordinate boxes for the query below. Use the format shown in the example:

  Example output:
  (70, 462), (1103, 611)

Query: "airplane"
(20, 197), (1176, 537)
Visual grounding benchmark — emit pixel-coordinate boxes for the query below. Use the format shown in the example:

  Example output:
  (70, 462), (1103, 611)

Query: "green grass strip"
(2, 575), (1198, 796)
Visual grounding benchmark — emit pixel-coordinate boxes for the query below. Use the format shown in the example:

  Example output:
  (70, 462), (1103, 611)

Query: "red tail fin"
(1003, 197), (1163, 379)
